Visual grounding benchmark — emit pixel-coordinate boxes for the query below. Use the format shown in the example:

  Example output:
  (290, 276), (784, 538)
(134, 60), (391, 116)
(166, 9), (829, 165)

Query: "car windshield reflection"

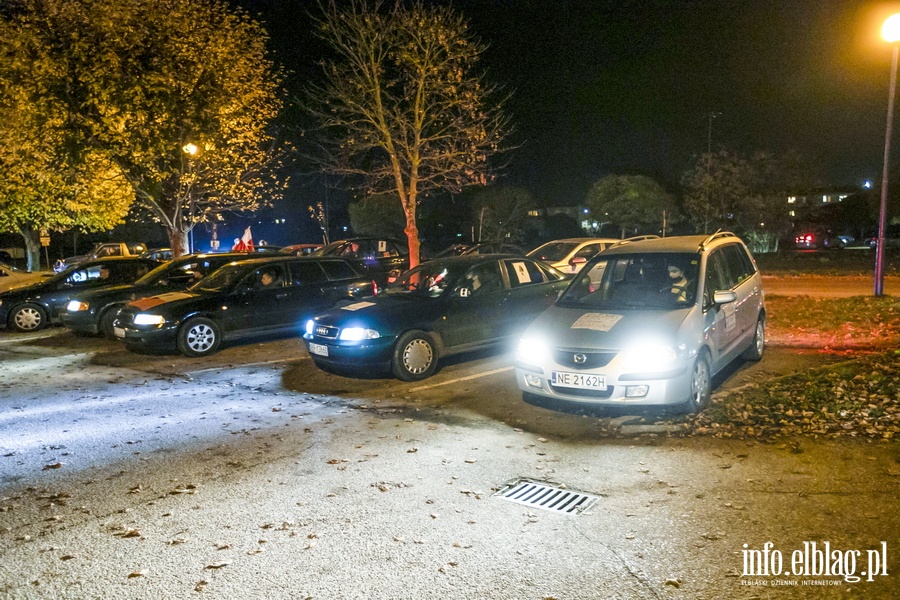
(385, 263), (463, 299)
(190, 264), (245, 292)
(558, 253), (700, 310)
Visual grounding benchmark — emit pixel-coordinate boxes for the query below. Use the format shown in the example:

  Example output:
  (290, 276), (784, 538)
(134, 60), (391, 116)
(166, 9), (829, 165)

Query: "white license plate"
(551, 371), (606, 390)
(308, 342), (329, 357)
(114, 327), (125, 339)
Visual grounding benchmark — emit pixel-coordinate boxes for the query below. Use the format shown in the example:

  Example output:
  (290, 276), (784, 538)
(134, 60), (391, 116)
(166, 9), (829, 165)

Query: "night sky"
(242, 0), (900, 215)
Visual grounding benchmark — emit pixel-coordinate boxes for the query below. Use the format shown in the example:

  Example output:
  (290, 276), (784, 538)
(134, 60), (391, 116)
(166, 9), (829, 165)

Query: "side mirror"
(713, 290), (737, 305)
(569, 256), (587, 268)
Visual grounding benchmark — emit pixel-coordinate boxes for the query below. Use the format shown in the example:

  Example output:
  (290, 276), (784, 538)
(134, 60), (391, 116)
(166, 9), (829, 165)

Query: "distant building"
(786, 186), (860, 219)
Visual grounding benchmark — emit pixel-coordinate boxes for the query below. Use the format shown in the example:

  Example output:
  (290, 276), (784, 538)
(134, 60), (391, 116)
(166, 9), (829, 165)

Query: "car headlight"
(305, 319), (315, 336)
(516, 335), (550, 364)
(618, 341), (680, 371)
(338, 327), (381, 341)
(133, 313), (166, 326)
(67, 300), (90, 312)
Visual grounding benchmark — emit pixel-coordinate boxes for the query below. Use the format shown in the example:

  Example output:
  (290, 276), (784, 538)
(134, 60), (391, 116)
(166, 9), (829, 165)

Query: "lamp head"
(883, 14), (900, 43)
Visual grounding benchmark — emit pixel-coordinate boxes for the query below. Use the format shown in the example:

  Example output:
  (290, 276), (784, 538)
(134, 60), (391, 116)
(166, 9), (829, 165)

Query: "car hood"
(527, 304), (692, 349)
(127, 291), (200, 313)
(313, 294), (438, 331)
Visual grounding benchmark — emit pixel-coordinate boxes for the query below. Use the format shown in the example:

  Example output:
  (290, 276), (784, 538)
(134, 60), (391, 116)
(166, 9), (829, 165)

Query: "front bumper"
(303, 334), (395, 371)
(115, 322), (180, 350)
(515, 359), (691, 406)
(61, 311), (99, 335)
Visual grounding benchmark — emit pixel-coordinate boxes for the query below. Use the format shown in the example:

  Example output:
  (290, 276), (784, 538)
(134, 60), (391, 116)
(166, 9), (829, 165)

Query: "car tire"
(741, 316), (765, 362)
(683, 351), (711, 414)
(391, 330), (438, 381)
(98, 306), (121, 339)
(10, 303), (48, 332)
(177, 317), (221, 357)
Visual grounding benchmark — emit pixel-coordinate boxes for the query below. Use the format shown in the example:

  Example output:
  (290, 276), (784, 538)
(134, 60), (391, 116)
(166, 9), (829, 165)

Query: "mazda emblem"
(573, 353), (587, 364)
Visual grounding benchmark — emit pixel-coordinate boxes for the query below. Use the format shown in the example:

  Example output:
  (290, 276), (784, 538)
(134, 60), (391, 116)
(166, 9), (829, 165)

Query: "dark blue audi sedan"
(302, 255), (568, 381)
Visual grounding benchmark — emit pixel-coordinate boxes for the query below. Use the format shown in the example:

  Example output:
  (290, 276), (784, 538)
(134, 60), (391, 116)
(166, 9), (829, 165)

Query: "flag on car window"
(232, 227), (254, 252)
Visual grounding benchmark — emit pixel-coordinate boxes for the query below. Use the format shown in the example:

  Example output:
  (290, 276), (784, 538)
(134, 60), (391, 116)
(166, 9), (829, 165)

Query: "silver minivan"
(514, 232), (765, 413)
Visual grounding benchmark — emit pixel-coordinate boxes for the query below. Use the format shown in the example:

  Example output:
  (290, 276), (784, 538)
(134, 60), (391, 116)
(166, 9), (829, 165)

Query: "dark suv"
(113, 256), (377, 357)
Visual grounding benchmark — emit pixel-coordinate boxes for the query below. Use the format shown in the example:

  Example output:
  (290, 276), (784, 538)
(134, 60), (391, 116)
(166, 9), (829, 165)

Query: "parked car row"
(1, 233), (765, 414)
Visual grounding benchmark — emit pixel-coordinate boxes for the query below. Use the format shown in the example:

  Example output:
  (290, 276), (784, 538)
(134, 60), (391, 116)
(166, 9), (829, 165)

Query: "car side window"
(458, 262), (503, 296)
(704, 251), (729, 307)
(249, 264), (286, 290)
(503, 259), (545, 287)
(320, 260), (359, 280)
(722, 244), (756, 285)
(574, 244), (601, 260)
(289, 261), (328, 286)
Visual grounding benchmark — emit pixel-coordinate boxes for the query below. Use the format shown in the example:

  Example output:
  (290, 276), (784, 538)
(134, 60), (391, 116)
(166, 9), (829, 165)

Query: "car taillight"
(371, 280), (380, 295)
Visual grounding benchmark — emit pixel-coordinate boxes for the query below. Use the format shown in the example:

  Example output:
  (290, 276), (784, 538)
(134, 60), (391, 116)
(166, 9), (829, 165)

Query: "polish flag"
(232, 227), (254, 252)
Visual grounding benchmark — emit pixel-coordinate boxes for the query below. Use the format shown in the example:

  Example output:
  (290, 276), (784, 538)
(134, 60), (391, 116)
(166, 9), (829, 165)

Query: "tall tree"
(0, 78), (132, 270)
(306, 0), (511, 269)
(584, 175), (675, 238)
(0, 0), (287, 258)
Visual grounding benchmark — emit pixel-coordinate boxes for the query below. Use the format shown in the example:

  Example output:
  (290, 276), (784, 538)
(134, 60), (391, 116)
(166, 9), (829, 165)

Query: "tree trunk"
(167, 227), (190, 259)
(403, 213), (421, 270)
(18, 224), (42, 272)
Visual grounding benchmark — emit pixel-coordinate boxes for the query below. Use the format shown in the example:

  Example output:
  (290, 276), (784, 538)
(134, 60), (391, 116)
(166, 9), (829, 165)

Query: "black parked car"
(0, 257), (162, 332)
(303, 255), (568, 381)
(113, 256), (377, 357)
(313, 237), (409, 285)
(61, 253), (253, 338)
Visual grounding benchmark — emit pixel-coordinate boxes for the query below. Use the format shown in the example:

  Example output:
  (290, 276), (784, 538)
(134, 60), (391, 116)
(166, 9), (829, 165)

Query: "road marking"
(409, 365), (513, 392)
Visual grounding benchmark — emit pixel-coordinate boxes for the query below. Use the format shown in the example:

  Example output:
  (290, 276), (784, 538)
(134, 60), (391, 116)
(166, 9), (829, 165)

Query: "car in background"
(281, 243), (324, 256)
(0, 262), (54, 293)
(141, 248), (173, 261)
(113, 256), (376, 357)
(61, 252), (253, 338)
(303, 255), (569, 381)
(313, 237), (409, 286)
(0, 257), (162, 332)
(55, 242), (149, 272)
(515, 232), (765, 413)
(460, 242), (525, 256)
(526, 237), (622, 274)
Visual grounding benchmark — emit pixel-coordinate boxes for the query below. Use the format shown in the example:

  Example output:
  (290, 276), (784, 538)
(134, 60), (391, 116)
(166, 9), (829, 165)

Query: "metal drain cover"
(494, 479), (599, 515)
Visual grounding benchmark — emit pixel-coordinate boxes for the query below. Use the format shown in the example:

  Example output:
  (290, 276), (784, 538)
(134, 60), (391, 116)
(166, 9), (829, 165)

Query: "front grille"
(314, 324), (339, 340)
(549, 384), (615, 399)
(494, 480), (599, 515)
(552, 349), (616, 369)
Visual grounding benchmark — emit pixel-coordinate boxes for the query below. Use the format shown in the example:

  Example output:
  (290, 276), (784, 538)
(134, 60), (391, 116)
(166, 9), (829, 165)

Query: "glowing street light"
(875, 14), (900, 296)
(182, 142), (198, 156)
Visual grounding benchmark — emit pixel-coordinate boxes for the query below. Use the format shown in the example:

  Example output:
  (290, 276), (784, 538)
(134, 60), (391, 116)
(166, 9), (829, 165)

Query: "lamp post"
(182, 143), (199, 254)
(876, 15), (900, 296)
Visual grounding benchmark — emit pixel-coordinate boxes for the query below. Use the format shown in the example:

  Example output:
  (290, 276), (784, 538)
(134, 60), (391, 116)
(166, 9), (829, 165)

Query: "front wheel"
(11, 303), (48, 332)
(741, 315), (765, 362)
(683, 352), (711, 414)
(177, 317), (221, 357)
(99, 306), (121, 339)
(391, 330), (438, 381)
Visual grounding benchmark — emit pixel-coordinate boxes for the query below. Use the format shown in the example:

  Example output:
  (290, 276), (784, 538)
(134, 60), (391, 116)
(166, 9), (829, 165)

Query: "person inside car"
(665, 264), (690, 302)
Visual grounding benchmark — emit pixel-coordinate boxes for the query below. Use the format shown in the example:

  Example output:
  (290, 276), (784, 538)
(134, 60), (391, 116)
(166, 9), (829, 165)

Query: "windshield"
(558, 252), (699, 310)
(527, 241), (579, 262)
(385, 262), (465, 299)
(137, 257), (221, 288)
(189, 263), (249, 293)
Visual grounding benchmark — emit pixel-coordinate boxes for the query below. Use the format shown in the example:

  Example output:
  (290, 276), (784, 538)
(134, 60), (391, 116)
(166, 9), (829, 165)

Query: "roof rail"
(699, 230), (737, 250)
(609, 234), (660, 248)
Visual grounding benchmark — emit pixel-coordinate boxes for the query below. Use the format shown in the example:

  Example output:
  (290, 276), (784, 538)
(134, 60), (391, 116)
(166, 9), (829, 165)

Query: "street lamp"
(876, 14), (900, 296)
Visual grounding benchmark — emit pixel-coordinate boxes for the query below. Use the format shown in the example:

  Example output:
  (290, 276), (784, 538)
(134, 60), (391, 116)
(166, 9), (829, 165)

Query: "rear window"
(289, 261), (328, 285)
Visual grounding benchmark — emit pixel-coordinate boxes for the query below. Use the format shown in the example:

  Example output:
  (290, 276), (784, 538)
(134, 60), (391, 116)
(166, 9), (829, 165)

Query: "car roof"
(537, 237), (621, 244)
(600, 232), (742, 255)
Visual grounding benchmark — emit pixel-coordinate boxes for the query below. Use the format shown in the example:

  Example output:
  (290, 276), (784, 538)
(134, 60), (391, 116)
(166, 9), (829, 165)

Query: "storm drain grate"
(493, 480), (599, 515)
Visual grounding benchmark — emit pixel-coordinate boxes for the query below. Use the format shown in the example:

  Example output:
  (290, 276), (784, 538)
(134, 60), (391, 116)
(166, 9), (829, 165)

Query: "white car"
(515, 232), (765, 413)
(526, 237), (622, 274)
(0, 262), (53, 293)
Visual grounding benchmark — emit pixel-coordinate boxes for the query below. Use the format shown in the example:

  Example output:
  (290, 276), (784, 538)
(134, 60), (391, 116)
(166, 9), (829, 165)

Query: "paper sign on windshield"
(571, 313), (622, 331)
(341, 301), (377, 311)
